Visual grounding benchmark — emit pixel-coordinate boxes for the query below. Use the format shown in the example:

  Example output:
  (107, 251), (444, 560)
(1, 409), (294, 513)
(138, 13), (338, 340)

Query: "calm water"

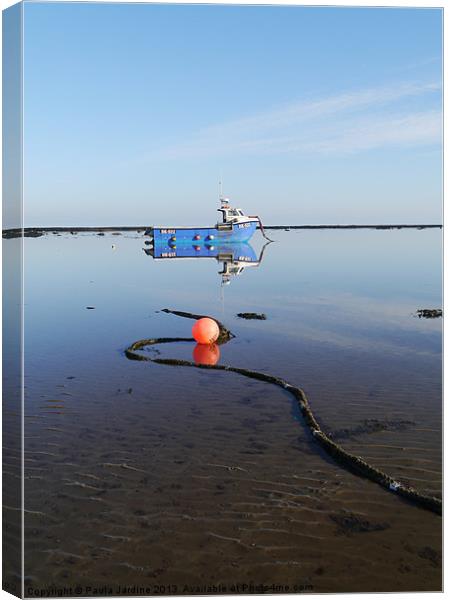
(10, 229), (443, 593)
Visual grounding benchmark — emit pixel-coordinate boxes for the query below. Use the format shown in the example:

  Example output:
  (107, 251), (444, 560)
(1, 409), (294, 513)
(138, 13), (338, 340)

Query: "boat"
(144, 189), (269, 245)
(143, 240), (271, 286)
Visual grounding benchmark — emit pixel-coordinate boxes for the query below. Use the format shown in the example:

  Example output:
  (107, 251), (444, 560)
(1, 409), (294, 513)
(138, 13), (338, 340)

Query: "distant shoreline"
(2, 224), (443, 239)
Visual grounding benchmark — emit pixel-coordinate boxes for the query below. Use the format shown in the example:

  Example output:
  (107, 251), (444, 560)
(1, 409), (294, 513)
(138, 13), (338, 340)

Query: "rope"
(125, 311), (442, 516)
(249, 215), (275, 242)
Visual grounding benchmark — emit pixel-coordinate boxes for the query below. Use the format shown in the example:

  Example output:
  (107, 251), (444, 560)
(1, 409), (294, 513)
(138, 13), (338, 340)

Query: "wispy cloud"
(283, 110), (442, 155)
(149, 81), (441, 160)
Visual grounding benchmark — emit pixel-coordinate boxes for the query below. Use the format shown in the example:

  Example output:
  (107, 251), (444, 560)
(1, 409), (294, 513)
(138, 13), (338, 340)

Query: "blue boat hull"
(151, 240), (258, 262)
(150, 219), (257, 244)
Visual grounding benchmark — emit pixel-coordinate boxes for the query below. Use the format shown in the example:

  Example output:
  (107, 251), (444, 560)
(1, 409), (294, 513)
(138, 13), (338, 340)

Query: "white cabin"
(217, 198), (251, 224)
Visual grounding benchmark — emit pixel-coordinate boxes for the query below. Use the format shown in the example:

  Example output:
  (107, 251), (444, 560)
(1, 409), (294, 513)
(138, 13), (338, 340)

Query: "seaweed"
(416, 309), (442, 319)
(124, 309), (442, 516)
(330, 419), (416, 441)
(330, 512), (390, 535)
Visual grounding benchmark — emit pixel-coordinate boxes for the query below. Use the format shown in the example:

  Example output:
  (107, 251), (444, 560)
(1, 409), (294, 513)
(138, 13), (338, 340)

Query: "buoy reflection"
(192, 343), (220, 366)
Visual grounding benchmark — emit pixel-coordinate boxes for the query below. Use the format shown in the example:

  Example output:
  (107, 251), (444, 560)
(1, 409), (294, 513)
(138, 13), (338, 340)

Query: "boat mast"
(219, 176), (223, 203)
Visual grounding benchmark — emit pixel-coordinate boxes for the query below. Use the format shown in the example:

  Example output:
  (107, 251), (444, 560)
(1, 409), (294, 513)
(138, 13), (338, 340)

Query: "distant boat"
(144, 191), (269, 245)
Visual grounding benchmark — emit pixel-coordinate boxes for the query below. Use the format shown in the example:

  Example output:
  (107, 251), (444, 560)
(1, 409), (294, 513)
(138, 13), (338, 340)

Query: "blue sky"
(22, 2), (442, 226)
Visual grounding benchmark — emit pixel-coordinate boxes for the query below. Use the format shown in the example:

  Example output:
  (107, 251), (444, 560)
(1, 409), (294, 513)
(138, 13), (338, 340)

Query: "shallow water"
(11, 228), (442, 593)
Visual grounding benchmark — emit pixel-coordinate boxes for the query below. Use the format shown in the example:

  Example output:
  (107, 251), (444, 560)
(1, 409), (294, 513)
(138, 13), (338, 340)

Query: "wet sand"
(3, 230), (441, 594)
(23, 359), (441, 594)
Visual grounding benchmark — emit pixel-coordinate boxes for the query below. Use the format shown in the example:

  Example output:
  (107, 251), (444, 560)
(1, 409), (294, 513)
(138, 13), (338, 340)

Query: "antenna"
(220, 275), (225, 312)
(219, 176), (223, 202)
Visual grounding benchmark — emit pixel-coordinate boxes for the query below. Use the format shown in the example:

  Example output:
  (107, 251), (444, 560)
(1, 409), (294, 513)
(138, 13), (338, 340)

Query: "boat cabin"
(218, 254), (259, 285)
(217, 198), (249, 224)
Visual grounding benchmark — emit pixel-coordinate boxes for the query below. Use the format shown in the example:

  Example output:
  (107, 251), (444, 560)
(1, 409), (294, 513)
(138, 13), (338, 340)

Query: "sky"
(20, 2), (442, 226)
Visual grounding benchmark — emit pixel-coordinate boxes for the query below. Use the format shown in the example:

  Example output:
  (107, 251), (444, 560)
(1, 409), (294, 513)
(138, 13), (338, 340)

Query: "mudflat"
(4, 228), (441, 593)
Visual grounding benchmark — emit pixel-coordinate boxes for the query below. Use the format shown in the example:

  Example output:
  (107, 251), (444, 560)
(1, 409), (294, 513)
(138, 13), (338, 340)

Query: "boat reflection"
(143, 239), (271, 286)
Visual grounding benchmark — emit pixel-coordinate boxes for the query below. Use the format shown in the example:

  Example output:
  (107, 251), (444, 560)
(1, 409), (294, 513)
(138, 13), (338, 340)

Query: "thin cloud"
(199, 81), (440, 137)
(148, 81), (441, 160)
(277, 110), (442, 155)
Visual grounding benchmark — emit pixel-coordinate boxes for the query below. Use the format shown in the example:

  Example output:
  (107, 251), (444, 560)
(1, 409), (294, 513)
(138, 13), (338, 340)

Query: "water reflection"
(19, 229), (441, 592)
(192, 343), (220, 365)
(143, 239), (271, 285)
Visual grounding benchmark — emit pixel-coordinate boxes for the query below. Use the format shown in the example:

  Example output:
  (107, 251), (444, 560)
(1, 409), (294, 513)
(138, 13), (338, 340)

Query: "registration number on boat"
(238, 223), (250, 229)
(160, 228), (176, 234)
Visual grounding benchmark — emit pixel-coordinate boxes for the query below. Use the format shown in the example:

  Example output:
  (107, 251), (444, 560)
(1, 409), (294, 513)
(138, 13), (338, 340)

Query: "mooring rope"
(249, 215), (275, 242)
(125, 310), (442, 516)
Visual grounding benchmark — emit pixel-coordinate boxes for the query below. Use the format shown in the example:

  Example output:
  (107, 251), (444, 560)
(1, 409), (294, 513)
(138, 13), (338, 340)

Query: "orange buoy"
(192, 343), (220, 365)
(192, 317), (220, 344)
